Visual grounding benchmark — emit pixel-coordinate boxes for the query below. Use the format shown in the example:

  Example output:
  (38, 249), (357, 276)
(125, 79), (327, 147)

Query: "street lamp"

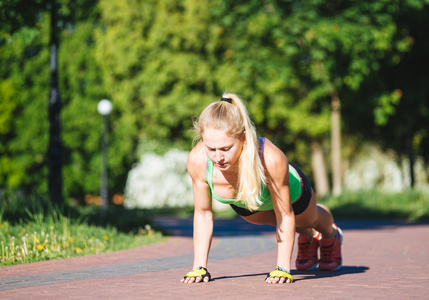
(97, 99), (112, 210)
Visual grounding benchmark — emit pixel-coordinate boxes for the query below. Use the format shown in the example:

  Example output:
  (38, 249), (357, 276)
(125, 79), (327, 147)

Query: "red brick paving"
(1, 219), (429, 299)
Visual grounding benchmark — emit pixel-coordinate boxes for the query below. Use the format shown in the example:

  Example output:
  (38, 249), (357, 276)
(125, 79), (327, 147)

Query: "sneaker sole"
(297, 262), (319, 271)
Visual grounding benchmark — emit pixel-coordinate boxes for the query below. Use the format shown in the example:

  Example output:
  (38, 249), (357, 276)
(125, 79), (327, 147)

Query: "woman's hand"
(180, 266), (211, 283)
(265, 267), (293, 284)
(180, 276), (210, 284)
(265, 276), (292, 284)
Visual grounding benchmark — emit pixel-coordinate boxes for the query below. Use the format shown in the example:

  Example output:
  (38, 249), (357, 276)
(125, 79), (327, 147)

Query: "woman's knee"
(317, 203), (333, 216)
(296, 214), (318, 229)
(316, 204), (334, 223)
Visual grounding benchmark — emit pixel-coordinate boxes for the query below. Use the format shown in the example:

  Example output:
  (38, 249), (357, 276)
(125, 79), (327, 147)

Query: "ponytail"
(193, 93), (266, 211)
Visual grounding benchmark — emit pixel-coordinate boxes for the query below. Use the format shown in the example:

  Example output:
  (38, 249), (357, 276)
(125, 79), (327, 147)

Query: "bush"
(124, 149), (193, 209)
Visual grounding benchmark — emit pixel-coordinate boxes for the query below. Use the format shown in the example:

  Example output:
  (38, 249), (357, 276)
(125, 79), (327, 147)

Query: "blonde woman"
(181, 93), (343, 284)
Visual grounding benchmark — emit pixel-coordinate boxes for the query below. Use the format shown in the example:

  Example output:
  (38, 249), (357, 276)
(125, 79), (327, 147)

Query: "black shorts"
(230, 162), (313, 217)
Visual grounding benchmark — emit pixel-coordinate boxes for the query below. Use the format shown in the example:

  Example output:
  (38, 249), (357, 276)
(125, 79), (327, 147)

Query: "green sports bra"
(206, 137), (303, 211)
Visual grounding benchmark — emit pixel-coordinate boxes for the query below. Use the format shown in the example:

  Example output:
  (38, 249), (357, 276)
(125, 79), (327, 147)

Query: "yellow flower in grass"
(37, 245), (44, 251)
(103, 235), (109, 241)
(75, 247), (83, 253)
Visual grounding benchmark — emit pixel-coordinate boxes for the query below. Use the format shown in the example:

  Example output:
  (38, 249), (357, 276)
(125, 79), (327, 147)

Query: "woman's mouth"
(217, 162), (227, 168)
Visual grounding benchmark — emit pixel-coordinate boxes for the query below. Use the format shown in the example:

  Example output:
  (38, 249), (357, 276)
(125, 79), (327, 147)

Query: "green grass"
(319, 189), (429, 221)
(0, 193), (164, 266)
(0, 213), (162, 266)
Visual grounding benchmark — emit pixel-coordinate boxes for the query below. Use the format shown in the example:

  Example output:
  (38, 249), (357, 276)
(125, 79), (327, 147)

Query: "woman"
(181, 93), (342, 284)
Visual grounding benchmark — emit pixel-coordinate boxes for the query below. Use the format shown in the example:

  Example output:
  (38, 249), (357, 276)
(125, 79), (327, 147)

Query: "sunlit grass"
(0, 216), (162, 266)
(0, 206), (163, 266)
(0, 191), (167, 265)
(319, 189), (429, 221)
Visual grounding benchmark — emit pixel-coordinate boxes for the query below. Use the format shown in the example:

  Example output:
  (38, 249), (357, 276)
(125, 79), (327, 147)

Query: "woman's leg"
(238, 189), (336, 237)
(241, 192), (341, 271)
(295, 190), (335, 239)
(295, 189), (342, 271)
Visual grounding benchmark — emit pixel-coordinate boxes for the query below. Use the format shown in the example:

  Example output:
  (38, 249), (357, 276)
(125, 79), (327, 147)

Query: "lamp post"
(47, 0), (63, 206)
(97, 99), (112, 210)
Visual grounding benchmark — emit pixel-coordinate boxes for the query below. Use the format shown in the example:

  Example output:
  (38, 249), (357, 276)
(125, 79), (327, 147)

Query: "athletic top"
(206, 137), (303, 211)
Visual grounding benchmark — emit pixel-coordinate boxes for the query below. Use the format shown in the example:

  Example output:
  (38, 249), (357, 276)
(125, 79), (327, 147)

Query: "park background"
(1, 0), (429, 265)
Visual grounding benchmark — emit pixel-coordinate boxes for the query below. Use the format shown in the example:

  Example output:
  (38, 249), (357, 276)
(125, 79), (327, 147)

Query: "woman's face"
(202, 127), (244, 172)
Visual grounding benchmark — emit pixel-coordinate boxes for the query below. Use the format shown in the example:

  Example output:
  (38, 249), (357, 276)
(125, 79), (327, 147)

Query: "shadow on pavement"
(211, 266), (369, 282)
(155, 216), (275, 237)
(293, 266), (369, 282)
(212, 272), (268, 282)
(155, 216), (429, 237)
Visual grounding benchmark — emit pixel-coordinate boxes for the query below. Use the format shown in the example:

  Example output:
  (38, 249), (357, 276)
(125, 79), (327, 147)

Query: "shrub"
(124, 149), (193, 208)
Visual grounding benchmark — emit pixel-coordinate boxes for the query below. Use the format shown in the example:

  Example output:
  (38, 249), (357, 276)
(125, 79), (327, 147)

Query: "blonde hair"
(193, 93), (266, 211)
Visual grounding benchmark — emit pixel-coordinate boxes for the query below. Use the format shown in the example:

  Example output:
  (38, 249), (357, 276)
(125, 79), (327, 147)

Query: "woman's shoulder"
(187, 142), (207, 179)
(260, 138), (288, 170)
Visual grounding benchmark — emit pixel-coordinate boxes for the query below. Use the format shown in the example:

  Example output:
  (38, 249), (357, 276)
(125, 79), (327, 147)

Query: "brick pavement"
(1, 217), (429, 299)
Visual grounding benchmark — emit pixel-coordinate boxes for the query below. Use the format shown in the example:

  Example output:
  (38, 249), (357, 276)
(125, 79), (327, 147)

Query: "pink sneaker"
(296, 232), (321, 271)
(319, 223), (343, 271)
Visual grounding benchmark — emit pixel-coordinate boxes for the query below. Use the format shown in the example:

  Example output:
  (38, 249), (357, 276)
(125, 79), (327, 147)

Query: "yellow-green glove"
(183, 266), (211, 281)
(266, 266), (293, 283)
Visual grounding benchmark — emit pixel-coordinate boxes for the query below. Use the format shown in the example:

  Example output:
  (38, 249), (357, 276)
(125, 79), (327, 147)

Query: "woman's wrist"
(276, 266), (290, 273)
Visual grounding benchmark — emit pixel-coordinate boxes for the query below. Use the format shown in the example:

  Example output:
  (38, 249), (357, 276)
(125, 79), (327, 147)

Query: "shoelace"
(298, 239), (314, 258)
(320, 234), (338, 260)
(321, 243), (333, 258)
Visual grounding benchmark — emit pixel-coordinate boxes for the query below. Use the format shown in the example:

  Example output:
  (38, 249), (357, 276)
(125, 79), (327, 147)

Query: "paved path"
(1, 217), (429, 299)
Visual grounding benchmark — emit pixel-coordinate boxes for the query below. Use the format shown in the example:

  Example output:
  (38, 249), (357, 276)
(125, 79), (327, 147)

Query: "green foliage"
(59, 21), (108, 198)
(373, 89), (402, 126)
(0, 17), (50, 193)
(1, 0), (429, 201)
(95, 0), (217, 149)
(342, 1), (429, 163)
(0, 80), (16, 134)
(0, 0), (46, 36)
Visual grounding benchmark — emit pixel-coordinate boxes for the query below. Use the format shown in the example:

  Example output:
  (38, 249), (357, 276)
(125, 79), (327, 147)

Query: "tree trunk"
(331, 91), (342, 196)
(47, 0), (63, 206)
(311, 140), (330, 197)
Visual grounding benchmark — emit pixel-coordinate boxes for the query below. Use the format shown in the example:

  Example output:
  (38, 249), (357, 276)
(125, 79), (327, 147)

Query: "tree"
(267, 0), (419, 195)
(344, 1), (429, 188)
(95, 0), (221, 150)
(2, 0), (428, 202)
(0, 0), (104, 201)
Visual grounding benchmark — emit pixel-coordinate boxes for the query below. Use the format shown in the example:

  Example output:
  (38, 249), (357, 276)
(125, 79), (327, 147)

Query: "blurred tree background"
(1, 0), (428, 205)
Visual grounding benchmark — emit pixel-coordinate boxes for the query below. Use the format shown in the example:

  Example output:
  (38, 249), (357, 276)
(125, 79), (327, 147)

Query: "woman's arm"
(182, 143), (213, 283)
(263, 139), (296, 283)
